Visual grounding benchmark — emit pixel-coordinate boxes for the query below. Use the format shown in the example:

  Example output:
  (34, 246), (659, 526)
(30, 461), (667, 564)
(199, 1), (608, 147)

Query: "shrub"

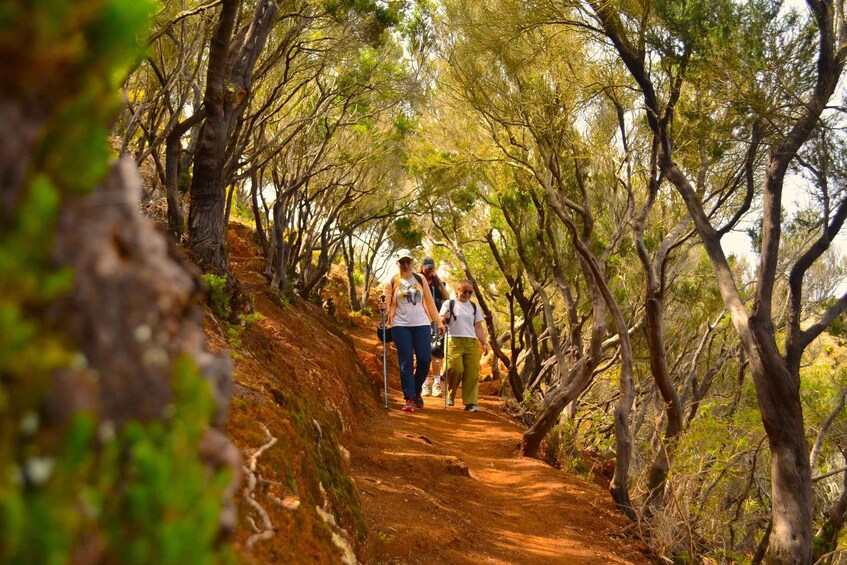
(203, 274), (231, 320)
(227, 311), (264, 349)
(0, 359), (232, 564)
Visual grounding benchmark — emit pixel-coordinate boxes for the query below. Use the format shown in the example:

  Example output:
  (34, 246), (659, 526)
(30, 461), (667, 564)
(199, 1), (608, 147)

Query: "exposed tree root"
(242, 423), (278, 549)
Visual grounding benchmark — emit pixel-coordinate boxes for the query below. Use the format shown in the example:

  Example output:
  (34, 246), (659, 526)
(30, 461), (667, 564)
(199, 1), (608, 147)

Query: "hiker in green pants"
(440, 280), (489, 412)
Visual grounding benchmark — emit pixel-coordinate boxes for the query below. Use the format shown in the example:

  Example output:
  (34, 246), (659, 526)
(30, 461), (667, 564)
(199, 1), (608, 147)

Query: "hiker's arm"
(439, 302), (450, 325)
(474, 321), (489, 354)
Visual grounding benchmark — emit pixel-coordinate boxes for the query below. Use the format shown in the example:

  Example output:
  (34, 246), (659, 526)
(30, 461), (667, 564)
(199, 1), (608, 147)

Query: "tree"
(188, 0), (280, 273)
(435, 0), (640, 516)
(585, 0), (847, 559)
(0, 2), (238, 561)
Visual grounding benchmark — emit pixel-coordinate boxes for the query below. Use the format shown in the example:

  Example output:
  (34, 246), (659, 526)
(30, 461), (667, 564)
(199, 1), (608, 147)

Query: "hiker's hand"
(437, 323), (446, 335)
(482, 343), (490, 355)
(378, 301), (387, 311)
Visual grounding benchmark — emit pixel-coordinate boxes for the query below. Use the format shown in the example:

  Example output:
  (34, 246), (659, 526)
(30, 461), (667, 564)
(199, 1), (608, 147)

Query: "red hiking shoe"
(402, 399), (415, 412)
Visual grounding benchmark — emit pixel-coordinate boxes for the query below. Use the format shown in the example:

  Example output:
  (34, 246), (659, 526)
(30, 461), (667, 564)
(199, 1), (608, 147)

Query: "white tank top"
(392, 275), (431, 327)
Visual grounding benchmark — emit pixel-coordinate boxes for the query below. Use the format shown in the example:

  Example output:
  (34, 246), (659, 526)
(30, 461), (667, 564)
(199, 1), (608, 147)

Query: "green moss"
(227, 312), (264, 349)
(1, 359), (232, 564)
(286, 402), (368, 540)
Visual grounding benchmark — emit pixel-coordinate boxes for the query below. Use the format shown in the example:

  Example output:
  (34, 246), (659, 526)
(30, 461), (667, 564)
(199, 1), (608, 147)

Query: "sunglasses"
(398, 258), (412, 265)
(460, 289), (473, 296)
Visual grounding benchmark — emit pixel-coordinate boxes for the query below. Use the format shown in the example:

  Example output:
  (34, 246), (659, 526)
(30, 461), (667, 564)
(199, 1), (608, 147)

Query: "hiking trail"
(221, 223), (652, 563)
(348, 325), (653, 564)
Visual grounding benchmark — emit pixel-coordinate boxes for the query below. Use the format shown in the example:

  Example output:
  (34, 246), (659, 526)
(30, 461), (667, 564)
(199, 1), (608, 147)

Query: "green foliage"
(323, 0), (401, 45)
(829, 311), (847, 340)
(391, 216), (424, 249)
(399, 0), (435, 54)
(103, 358), (233, 565)
(0, 358), (232, 565)
(286, 405), (368, 540)
(203, 274), (231, 320)
(542, 420), (586, 474)
(227, 312), (264, 349)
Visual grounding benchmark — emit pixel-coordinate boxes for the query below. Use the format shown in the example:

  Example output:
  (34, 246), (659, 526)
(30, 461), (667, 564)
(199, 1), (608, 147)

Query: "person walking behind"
(419, 257), (448, 398)
(440, 280), (489, 412)
(379, 250), (445, 413)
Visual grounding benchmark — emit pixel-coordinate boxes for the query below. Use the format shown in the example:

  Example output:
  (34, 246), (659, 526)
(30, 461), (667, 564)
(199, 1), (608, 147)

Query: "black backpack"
(429, 278), (444, 311)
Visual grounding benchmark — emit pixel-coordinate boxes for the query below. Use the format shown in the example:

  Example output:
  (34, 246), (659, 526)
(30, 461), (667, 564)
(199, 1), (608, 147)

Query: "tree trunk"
(48, 157), (241, 535)
(270, 201), (290, 292)
(187, 0), (239, 272)
(250, 170), (269, 258)
(576, 233), (636, 520)
(341, 234), (361, 311)
(750, 332), (813, 564)
(523, 279), (605, 457)
(642, 292), (683, 507)
(188, 0), (280, 272)
(166, 110), (206, 237)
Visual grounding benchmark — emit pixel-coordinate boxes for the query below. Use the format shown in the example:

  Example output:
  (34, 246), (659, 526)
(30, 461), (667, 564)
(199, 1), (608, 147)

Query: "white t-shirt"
(440, 299), (483, 338)
(392, 275), (431, 327)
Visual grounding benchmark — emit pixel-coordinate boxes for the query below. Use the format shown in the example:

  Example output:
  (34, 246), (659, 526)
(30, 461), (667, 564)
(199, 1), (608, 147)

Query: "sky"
(719, 177), (847, 296)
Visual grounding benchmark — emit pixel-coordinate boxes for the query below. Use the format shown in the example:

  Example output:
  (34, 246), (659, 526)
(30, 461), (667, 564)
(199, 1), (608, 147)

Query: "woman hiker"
(379, 249), (445, 413)
(440, 280), (489, 412)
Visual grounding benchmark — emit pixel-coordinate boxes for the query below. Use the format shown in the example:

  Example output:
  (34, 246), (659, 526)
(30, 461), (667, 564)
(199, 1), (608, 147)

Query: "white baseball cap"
(394, 249), (414, 261)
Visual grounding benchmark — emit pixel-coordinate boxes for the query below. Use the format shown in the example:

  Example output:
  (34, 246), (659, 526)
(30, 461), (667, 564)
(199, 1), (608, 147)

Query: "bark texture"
(187, 0), (239, 272)
(188, 0), (280, 273)
(47, 157), (241, 533)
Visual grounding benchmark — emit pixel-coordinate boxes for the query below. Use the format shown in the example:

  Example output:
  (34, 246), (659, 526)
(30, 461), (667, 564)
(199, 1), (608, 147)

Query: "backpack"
(428, 277), (444, 311)
(444, 298), (477, 324)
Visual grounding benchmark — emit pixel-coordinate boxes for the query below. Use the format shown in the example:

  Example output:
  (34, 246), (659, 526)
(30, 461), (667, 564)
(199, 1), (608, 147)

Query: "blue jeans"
(391, 325), (432, 401)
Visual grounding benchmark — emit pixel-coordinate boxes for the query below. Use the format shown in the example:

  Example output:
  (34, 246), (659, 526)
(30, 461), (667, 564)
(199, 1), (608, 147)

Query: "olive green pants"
(445, 337), (481, 405)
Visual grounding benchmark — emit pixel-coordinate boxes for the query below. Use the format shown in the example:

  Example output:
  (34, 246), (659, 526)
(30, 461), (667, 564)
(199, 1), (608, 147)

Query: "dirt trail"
(349, 330), (652, 565)
(221, 224), (651, 563)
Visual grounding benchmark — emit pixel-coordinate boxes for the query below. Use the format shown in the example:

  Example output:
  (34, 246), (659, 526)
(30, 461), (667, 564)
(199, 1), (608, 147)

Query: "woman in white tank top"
(379, 249), (445, 412)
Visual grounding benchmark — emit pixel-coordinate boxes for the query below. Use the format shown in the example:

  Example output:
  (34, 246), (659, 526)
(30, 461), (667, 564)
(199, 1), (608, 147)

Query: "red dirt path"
(219, 222), (653, 563)
(349, 329), (653, 564)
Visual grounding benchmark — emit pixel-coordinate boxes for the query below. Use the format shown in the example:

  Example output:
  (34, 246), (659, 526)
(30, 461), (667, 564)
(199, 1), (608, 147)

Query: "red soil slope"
(215, 224), (652, 564)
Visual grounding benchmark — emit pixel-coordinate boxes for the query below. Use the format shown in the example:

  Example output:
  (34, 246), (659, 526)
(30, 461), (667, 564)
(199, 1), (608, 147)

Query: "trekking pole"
(443, 325), (449, 410)
(381, 295), (389, 410)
